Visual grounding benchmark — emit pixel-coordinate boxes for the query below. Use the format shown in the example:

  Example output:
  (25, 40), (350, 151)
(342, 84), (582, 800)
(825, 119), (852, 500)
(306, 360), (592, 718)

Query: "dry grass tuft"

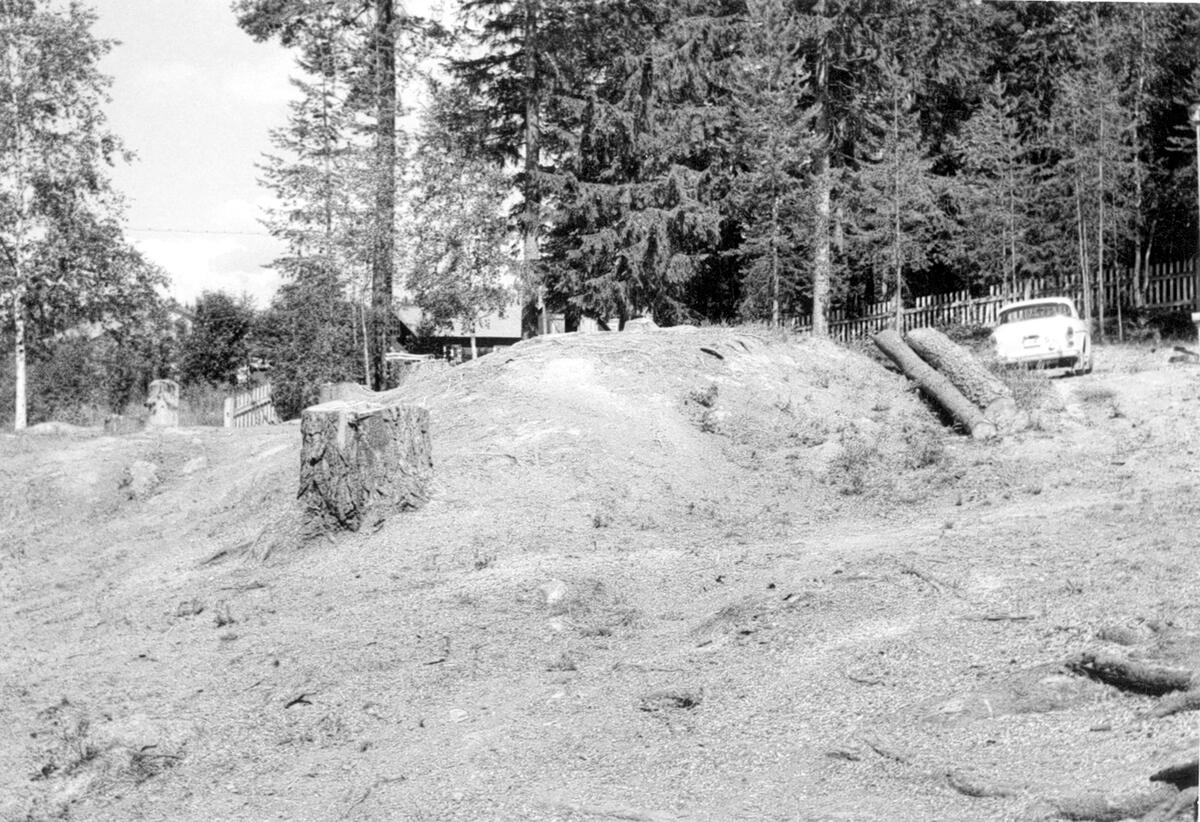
(549, 579), (642, 637)
(1075, 384), (1117, 406)
(996, 366), (1056, 412)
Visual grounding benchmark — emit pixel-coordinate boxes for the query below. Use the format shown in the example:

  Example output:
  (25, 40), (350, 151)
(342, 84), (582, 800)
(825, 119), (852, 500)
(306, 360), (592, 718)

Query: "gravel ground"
(1, 331), (1197, 822)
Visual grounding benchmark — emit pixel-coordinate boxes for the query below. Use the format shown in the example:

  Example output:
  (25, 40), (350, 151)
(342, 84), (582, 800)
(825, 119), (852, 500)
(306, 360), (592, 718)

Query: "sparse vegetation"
(5, 334), (1198, 821)
(996, 365), (1056, 413)
(826, 426), (883, 495)
(548, 579), (642, 637)
(1076, 384), (1117, 406)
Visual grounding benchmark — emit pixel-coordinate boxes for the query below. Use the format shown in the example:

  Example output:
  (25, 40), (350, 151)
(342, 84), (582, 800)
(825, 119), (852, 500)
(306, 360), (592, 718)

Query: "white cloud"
(134, 235), (283, 307)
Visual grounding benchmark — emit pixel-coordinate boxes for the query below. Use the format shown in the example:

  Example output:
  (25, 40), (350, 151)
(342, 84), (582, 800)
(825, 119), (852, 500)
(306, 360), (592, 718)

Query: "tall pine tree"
(847, 58), (948, 330)
(724, 0), (817, 325)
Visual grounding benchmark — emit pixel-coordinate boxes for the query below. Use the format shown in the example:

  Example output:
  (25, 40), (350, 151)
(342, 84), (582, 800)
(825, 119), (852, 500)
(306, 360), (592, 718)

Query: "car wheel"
(1076, 341), (1092, 376)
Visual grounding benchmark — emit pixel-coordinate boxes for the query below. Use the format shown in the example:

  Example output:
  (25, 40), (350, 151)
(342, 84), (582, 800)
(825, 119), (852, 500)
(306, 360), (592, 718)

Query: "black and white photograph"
(2, 0), (1199, 819)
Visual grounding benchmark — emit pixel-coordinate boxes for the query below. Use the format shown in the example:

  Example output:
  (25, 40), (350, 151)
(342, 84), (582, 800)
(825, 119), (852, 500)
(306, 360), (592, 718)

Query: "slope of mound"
(401, 326), (949, 532)
(7, 338), (1200, 821)
(1, 326), (972, 822)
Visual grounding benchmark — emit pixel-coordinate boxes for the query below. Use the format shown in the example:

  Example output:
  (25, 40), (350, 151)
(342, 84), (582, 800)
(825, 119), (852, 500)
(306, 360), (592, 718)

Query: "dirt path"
(1, 339), (1198, 822)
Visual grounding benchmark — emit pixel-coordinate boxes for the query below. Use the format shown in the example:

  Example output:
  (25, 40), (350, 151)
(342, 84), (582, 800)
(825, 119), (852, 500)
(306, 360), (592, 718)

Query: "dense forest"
(235, 0), (1200, 342)
(5, 1), (1200, 424)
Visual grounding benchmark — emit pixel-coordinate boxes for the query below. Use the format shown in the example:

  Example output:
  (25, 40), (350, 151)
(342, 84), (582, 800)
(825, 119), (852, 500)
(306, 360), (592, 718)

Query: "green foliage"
(544, 2), (731, 325)
(251, 270), (362, 420)
(847, 58), (950, 319)
(235, 0), (443, 389)
(180, 291), (255, 388)
(724, 0), (818, 324)
(1, 1), (168, 428)
(0, 318), (174, 427)
(238, 0), (1200, 331)
(949, 76), (1039, 291)
(401, 84), (514, 333)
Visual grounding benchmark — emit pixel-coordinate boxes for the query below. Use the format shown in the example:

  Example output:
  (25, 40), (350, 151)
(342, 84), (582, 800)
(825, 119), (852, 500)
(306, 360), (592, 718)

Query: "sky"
(90, 1), (297, 309)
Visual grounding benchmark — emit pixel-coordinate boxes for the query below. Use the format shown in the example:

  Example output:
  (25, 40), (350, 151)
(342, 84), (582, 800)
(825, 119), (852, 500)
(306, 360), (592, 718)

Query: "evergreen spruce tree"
(403, 83), (514, 351)
(235, 0), (430, 387)
(724, 0), (817, 325)
(1047, 7), (1139, 340)
(847, 58), (948, 330)
(951, 76), (1039, 298)
(544, 0), (733, 326)
(448, 0), (610, 333)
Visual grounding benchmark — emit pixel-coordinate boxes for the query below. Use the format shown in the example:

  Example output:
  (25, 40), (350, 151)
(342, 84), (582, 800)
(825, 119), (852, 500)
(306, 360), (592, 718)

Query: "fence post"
(223, 397), (234, 428)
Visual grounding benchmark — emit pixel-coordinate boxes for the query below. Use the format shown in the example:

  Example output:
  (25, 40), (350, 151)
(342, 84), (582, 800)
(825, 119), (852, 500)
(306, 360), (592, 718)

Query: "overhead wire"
(125, 227), (273, 236)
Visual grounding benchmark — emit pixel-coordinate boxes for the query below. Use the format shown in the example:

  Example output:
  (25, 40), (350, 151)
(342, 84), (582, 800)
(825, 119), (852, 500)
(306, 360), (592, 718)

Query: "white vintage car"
(991, 297), (1092, 375)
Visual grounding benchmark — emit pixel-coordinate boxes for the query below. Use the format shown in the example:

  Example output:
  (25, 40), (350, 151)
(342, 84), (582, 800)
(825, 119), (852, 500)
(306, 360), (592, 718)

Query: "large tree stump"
(299, 400), (432, 531)
(905, 327), (1020, 429)
(873, 329), (997, 440)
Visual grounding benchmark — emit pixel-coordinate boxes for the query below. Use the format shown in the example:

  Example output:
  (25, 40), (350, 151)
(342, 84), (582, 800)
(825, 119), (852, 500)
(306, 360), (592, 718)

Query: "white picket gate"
(223, 382), (279, 428)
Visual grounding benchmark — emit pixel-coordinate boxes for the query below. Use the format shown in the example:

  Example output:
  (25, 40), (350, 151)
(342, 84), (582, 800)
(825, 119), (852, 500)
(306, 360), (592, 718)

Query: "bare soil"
(2, 328), (1198, 822)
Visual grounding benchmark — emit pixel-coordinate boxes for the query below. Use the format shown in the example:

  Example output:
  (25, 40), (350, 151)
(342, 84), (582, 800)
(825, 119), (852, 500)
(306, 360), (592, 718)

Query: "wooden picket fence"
(791, 259), (1197, 343)
(223, 382), (279, 428)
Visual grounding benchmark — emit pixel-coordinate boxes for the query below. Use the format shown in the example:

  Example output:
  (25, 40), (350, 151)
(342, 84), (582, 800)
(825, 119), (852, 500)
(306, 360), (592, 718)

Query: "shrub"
(251, 274), (363, 421)
(938, 323), (993, 346)
(0, 331), (172, 427)
(826, 426), (882, 495)
(180, 291), (254, 387)
(179, 382), (228, 426)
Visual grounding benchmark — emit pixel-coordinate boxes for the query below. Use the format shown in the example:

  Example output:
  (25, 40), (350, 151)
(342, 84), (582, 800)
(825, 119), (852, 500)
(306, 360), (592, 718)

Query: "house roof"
(395, 303), (523, 339)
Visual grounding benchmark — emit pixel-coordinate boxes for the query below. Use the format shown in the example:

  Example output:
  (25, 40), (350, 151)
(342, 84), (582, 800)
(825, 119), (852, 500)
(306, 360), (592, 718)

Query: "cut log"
(905, 327), (1020, 430)
(1150, 757), (1199, 790)
(1065, 651), (1195, 696)
(299, 400), (432, 531)
(872, 329), (998, 440)
(1148, 688), (1200, 718)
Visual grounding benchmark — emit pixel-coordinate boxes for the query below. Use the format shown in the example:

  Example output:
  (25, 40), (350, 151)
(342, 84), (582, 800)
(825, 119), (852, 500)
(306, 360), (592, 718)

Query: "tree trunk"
(360, 300), (371, 384)
(812, 150), (831, 337)
(1066, 651), (1194, 696)
(13, 283), (26, 430)
(1097, 120), (1107, 343)
(770, 187), (780, 327)
(522, 0), (544, 336)
(299, 399), (432, 532)
(810, 0), (831, 338)
(905, 327), (1020, 430)
(872, 329), (997, 440)
(1131, 4), (1148, 314)
(369, 0), (397, 390)
(6, 36), (27, 431)
(892, 88), (902, 332)
(1075, 179), (1094, 328)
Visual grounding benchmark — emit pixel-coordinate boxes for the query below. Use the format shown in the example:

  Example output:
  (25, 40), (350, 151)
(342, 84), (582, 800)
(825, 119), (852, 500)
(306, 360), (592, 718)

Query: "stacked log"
(905, 327), (1021, 430)
(299, 399), (432, 531)
(872, 329), (998, 440)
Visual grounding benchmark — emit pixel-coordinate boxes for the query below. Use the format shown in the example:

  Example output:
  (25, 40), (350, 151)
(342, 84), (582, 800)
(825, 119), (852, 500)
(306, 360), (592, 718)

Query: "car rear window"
(999, 303), (1071, 324)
